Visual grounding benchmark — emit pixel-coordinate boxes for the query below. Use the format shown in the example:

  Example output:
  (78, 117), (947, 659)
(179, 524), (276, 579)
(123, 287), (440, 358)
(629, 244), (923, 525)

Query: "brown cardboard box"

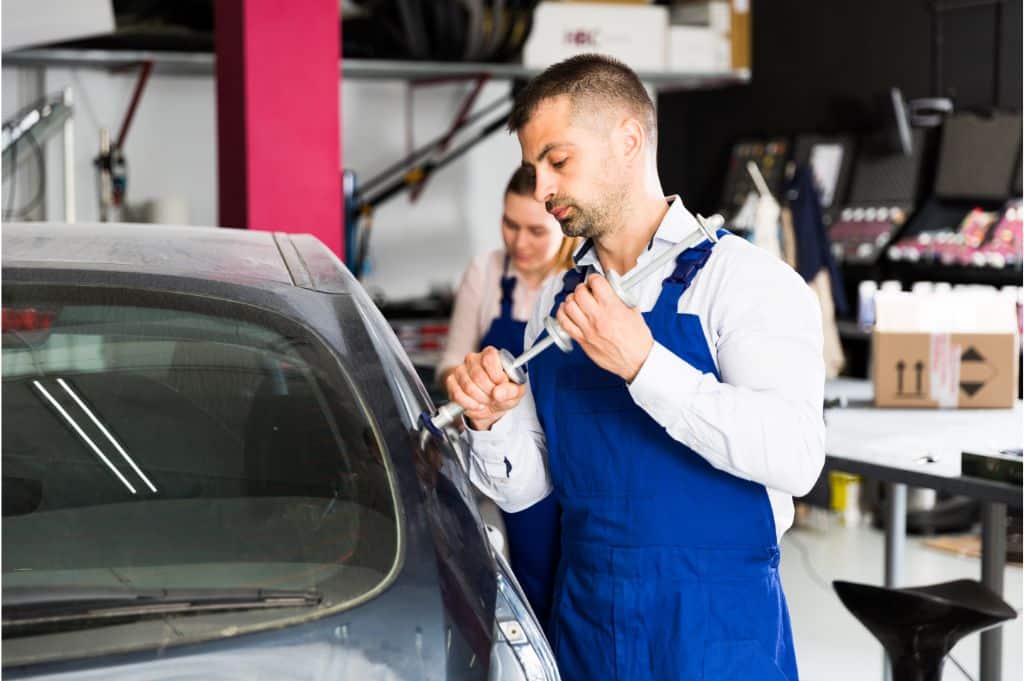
(671, 0), (749, 71)
(873, 331), (1019, 408)
(729, 0), (750, 71)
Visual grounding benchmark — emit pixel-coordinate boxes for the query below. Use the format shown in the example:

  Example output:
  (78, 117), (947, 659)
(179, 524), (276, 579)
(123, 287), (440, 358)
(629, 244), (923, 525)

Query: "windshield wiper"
(3, 585), (321, 630)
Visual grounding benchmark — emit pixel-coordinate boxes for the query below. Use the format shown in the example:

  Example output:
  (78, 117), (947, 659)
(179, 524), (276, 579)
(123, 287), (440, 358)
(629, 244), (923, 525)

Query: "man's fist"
(445, 346), (527, 430)
(556, 273), (654, 382)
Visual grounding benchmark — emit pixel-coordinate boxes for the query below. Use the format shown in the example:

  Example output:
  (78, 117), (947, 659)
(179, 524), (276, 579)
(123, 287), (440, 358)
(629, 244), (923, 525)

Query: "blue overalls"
(478, 256), (562, 631)
(528, 233), (799, 681)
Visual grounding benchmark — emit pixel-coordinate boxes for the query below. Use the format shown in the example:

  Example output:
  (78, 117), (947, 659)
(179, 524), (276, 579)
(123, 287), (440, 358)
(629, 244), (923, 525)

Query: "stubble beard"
(558, 188), (626, 240)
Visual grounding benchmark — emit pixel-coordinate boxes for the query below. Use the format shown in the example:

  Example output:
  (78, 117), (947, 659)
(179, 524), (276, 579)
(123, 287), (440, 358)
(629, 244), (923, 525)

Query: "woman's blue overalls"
(528, 233), (798, 681)
(478, 256), (562, 630)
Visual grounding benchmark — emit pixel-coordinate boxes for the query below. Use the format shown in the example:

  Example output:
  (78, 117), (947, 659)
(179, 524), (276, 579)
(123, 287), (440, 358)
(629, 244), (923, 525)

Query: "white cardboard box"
(523, 2), (669, 72)
(667, 25), (730, 73)
(670, 1), (732, 35)
(2, 0), (115, 52)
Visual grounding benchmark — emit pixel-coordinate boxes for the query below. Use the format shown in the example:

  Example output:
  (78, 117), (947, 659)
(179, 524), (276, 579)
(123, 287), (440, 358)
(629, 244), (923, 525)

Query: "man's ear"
(617, 116), (646, 164)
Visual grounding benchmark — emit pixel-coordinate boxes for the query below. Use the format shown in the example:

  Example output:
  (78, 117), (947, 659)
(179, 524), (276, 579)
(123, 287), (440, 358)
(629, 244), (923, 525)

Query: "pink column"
(215, 0), (342, 255)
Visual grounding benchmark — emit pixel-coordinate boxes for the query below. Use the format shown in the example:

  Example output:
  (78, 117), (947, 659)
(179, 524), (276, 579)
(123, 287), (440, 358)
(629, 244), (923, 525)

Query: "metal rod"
(883, 482), (907, 681)
(620, 214), (721, 290)
(431, 214), (722, 429)
(62, 87), (75, 223)
(359, 95), (509, 195)
(510, 334), (555, 370)
(980, 502), (1007, 681)
(509, 213), (721, 371)
(884, 482), (907, 587)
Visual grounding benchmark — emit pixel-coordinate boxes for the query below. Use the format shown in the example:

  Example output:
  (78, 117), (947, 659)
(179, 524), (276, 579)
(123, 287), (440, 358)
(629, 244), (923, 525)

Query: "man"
(446, 54), (825, 681)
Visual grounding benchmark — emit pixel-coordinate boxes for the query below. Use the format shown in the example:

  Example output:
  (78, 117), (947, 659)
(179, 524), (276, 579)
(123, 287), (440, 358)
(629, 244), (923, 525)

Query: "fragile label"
(929, 333), (961, 408)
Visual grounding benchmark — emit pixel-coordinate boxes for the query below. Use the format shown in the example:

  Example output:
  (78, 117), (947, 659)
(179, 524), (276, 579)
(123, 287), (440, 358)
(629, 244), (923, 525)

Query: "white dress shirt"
(463, 197), (826, 540)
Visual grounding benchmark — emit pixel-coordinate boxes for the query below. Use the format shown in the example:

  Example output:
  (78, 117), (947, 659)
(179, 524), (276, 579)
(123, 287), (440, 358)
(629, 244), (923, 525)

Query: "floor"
(781, 516), (1022, 681)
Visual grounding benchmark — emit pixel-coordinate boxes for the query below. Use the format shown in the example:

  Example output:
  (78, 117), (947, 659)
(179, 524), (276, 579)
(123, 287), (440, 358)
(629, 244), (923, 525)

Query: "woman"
(437, 165), (575, 629)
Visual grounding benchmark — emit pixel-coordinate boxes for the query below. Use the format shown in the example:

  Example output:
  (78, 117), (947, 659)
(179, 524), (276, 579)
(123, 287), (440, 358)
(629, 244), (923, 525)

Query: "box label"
(929, 333), (961, 408)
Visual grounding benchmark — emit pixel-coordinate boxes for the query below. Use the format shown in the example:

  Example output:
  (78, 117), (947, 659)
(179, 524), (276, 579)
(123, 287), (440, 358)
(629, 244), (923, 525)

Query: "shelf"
(884, 260), (1023, 288)
(2, 48), (750, 89)
(3, 48), (215, 75)
(837, 320), (872, 341)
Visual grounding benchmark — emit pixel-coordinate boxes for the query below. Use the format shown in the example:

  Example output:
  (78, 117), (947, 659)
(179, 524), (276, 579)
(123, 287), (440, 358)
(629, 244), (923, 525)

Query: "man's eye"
(552, 158), (568, 169)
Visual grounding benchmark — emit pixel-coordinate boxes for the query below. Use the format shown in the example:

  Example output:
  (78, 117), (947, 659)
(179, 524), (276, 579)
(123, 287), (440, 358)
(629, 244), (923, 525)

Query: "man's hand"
(445, 346), (527, 431)
(557, 273), (654, 382)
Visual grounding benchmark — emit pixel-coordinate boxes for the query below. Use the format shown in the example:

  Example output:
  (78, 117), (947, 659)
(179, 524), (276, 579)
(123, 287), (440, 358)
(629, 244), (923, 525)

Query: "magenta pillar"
(215, 0), (342, 255)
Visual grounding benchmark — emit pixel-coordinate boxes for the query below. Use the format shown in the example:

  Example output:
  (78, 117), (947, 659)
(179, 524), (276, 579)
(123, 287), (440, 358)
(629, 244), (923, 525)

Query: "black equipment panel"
(718, 138), (789, 221)
(848, 130), (927, 205)
(934, 113), (1023, 200)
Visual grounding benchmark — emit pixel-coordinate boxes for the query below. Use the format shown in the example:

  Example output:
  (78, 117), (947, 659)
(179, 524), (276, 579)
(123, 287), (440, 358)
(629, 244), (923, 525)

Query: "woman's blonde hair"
(505, 166), (581, 274)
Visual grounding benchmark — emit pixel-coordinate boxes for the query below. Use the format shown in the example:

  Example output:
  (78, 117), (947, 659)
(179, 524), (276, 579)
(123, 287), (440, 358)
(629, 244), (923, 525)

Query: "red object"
(2, 308), (56, 332)
(215, 0), (343, 255)
(116, 61), (153, 149)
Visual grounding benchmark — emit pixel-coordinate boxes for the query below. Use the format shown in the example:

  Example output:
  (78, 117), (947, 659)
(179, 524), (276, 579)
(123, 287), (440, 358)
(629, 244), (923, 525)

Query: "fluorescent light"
(57, 378), (158, 494)
(31, 380), (137, 495)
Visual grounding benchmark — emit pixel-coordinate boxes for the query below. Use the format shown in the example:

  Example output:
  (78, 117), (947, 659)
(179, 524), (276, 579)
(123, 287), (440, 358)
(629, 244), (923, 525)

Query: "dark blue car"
(1, 223), (559, 681)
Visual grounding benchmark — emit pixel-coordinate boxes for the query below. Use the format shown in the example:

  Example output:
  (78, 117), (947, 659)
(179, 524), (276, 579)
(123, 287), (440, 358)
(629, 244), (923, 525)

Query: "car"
(1, 222), (559, 681)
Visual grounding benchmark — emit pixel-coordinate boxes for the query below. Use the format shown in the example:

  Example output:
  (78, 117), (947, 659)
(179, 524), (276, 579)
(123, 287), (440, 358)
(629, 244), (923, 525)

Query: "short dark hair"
(507, 54), (656, 143)
(504, 164), (536, 197)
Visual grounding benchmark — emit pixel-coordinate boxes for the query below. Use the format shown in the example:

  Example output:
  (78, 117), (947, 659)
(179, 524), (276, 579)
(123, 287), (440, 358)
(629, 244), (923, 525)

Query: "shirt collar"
(571, 195), (703, 270)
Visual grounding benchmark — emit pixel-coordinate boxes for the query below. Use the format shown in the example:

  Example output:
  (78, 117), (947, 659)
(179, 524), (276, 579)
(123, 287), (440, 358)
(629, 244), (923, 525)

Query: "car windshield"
(1, 284), (398, 662)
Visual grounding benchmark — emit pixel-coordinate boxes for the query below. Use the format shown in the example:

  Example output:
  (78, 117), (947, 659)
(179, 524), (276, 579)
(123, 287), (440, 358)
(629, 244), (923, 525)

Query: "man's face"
(517, 96), (627, 239)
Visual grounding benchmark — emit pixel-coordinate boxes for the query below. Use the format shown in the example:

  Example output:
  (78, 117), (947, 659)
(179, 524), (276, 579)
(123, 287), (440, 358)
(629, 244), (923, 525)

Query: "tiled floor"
(781, 519), (1022, 681)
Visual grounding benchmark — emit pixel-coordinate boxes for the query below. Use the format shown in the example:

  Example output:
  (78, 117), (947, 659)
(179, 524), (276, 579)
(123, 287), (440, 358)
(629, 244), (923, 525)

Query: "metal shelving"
(3, 48), (750, 89)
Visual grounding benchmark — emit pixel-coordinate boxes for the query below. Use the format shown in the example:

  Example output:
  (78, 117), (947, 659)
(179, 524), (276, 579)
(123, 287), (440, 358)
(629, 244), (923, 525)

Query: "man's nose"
(534, 168), (555, 204)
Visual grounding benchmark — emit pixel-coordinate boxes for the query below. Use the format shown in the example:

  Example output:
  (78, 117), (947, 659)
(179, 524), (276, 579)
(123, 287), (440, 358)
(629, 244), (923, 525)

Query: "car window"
(1, 285), (399, 664)
(346, 282), (435, 424)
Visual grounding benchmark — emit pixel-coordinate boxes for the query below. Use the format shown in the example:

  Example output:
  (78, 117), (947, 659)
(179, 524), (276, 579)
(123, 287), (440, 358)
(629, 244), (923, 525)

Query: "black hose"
(3, 129), (46, 220)
(13, 130), (46, 219)
(359, 95), (510, 195)
(3, 137), (18, 220)
(354, 109), (512, 278)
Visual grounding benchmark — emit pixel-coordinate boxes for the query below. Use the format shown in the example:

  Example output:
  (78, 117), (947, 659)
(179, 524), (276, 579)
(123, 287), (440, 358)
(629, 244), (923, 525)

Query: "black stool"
(833, 579), (1017, 681)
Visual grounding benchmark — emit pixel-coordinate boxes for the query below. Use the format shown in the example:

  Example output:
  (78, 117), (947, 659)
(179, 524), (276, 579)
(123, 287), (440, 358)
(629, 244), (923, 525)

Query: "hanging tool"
(353, 106), (511, 278)
(426, 213), (724, 431)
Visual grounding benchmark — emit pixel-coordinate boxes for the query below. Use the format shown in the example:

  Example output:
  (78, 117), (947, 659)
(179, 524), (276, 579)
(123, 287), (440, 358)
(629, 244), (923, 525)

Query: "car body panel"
(2, 223), (497, 680)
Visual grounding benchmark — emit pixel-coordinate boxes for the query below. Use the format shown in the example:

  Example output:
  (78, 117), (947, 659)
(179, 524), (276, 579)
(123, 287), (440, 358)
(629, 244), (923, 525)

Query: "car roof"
(2, 222), (351, 292)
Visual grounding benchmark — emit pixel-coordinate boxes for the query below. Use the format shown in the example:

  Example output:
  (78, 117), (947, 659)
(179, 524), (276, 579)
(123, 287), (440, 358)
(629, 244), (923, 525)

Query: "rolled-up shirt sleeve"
(627, 249), (826, 497)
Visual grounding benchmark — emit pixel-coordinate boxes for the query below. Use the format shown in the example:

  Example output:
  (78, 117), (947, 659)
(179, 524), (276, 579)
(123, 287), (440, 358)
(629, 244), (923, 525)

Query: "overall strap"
(551, 264), (591, 312)
(499, 254), (516, 320)
(662, 228), (731, 289)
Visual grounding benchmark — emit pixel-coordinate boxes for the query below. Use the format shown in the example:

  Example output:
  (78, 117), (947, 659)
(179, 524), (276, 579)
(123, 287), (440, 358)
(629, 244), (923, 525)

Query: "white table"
(823, 379), (1022, 681)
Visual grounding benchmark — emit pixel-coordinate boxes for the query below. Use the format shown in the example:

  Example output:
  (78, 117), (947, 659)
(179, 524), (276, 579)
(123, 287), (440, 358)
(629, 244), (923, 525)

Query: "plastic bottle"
(858, 280), (877, 329)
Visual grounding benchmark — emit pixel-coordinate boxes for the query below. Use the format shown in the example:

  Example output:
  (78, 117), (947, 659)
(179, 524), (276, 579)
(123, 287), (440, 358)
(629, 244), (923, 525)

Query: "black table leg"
(980, 502), (1007, 681)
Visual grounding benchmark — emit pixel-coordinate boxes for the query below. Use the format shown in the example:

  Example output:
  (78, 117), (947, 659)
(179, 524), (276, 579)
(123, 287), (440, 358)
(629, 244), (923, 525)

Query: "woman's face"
(501, 191), (564, 278)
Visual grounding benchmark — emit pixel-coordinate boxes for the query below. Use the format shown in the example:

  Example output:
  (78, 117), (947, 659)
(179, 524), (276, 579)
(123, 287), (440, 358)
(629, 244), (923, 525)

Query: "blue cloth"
(528, 231), (798, 681)
(784, 164), (848, 317)
(478, 256), (561, 632)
